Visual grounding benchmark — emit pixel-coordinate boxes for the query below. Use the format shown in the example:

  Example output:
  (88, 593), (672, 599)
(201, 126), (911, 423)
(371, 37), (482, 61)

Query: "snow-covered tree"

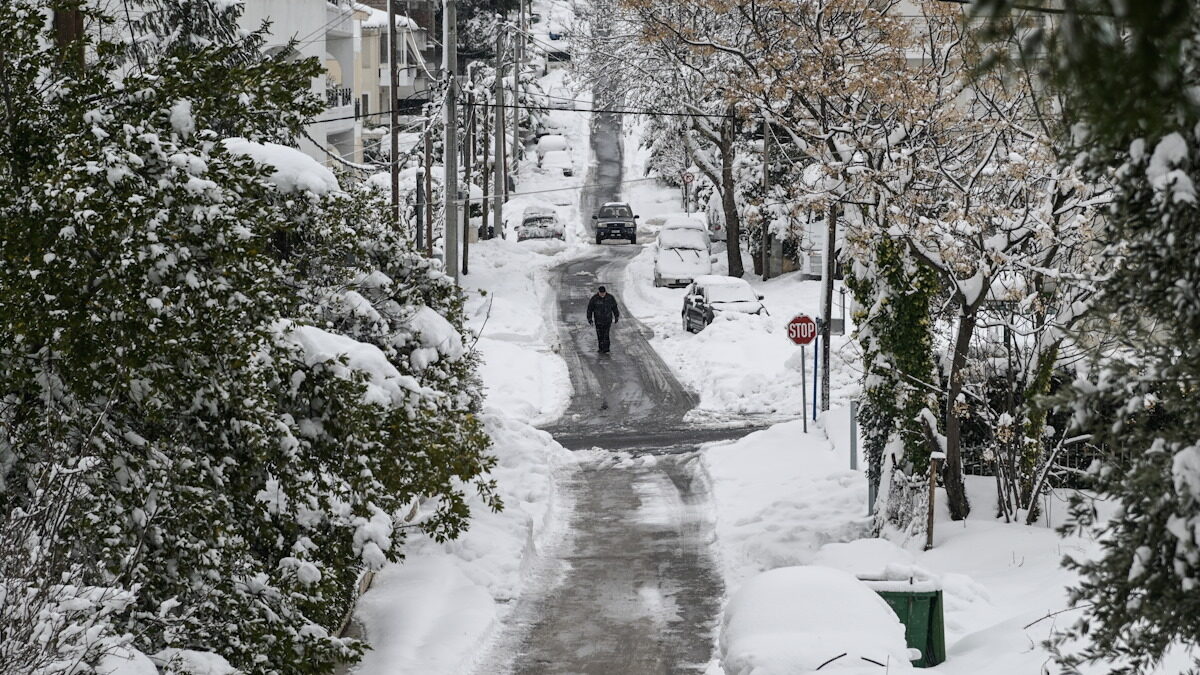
(969, 0), (1200, 669)
(0, 2), (494, 673)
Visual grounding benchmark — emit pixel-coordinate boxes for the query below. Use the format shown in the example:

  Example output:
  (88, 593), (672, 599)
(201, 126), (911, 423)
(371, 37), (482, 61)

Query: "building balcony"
(326, 84), (353, 108)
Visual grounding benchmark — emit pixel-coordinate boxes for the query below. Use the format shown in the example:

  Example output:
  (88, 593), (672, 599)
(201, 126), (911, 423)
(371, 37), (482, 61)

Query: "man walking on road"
(586, 285), (620, 354)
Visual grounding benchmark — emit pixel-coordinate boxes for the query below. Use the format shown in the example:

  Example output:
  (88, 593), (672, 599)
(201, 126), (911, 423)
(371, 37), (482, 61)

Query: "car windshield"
(523, 216), (557, 228)
(706, 283), (757, 304)
(599, 205), (632, 218)
(659, 228), (708, 251)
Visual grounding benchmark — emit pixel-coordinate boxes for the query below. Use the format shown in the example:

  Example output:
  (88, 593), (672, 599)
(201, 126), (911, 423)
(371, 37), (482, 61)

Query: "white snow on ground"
(702, 419), (872, 588)
(352, 413), (574, 675)
(702, 425), (1196, 674)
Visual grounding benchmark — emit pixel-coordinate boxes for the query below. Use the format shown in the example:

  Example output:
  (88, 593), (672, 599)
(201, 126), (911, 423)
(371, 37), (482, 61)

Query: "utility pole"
(463, 91), (475, 276)
(443, 0), (460, 282)
(494, 29), (506, 237)
(388, 0), (400, 228)
(761, 119), (772, 281)
(510, 25), (521, 179)
(424, 114), (433, 257)
(481, 98), (490, 240)
(820, 203), (837, 411)
(54, 5), (85, 71)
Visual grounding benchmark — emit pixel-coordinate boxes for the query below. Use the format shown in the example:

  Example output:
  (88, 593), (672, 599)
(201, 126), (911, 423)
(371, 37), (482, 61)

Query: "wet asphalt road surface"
(479, 83), (750, 675)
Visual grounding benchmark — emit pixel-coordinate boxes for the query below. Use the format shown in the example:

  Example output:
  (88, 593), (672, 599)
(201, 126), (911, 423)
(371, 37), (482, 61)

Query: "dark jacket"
(587, 293), (620, 325)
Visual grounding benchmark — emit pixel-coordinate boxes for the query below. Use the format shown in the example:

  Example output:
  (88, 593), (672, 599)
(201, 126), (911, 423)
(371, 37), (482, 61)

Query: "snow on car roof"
(602, 201), (630, 207)
(693, 274), (752, 287)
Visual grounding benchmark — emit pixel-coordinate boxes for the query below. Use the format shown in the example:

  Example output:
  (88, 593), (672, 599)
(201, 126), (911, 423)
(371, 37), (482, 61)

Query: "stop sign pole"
(787, 315), (817, 433)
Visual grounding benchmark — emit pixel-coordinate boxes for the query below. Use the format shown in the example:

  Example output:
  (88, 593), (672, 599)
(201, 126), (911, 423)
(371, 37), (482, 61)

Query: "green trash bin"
(871, 588), (946, 667)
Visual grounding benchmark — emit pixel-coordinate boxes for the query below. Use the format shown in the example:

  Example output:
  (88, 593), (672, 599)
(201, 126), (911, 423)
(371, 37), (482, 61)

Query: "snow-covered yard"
(700, 425), (1195, 674)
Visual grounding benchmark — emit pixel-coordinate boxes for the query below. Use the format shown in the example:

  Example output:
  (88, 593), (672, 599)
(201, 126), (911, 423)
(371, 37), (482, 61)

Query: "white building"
(239, 0), (365, 165)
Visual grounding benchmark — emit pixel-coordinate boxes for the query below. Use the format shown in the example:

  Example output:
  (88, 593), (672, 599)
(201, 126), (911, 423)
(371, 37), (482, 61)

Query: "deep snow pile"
(721, 566), (914, 675)
(347, 236), (586, 674)
(702, 419), (872, 588)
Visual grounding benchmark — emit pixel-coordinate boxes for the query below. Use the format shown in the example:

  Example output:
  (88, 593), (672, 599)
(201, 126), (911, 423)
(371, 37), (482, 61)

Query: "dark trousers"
(595, 322), (612, 352)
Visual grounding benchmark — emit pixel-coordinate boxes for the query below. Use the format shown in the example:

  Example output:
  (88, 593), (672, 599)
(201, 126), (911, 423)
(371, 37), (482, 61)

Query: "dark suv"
(592, 202), (638, 244)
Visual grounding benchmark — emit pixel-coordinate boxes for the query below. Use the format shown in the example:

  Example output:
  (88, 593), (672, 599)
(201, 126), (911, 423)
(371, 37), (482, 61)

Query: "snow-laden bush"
(0, 2), (494, 673)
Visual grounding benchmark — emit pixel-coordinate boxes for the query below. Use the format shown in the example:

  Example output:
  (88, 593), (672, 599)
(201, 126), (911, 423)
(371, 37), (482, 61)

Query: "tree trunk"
(721, 109), (744, 278)
(944, 310), (976, 520)
(820, 203), (836, 410)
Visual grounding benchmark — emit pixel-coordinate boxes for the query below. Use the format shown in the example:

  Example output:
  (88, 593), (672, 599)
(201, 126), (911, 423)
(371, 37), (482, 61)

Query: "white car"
(654, 228), (712, 288)
(681, 275), (767, 332)
(536, 134), (569, 160)
(540, 149), (574, 177)
(545, 86), (575, 110)
(661, 214), (711, 249)
(516, 210), (565, 241)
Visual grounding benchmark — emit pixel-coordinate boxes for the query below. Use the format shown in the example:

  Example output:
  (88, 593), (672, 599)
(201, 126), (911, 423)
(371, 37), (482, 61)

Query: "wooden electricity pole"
(424, 115), (433, 257)
(54, 6), (85, 71)
(494, 30), (506, 237)
(761, 119), (772, 280)
(481, 98), (490, 241)
(463, 91), (475, 276)
(443, 0), (460, 283)
(509, 25), (521, 178)
(388, 0), (401, 228)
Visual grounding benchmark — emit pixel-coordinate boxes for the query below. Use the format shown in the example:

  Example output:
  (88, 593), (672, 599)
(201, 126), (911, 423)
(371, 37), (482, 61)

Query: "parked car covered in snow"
(593, 201), (638, 244)
(540, 149), (574, 177)
(654, 228), (712, 287)
(681, 275), (767, 332)
(536, 134), (570, 159)
(545, 85), (575, 110)
(517, 208), (565, 241)
(661, 213), (711, 249)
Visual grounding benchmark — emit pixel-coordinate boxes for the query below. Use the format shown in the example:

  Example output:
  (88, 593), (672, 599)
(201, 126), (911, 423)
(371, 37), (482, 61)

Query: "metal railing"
(326, 84), (353, 108)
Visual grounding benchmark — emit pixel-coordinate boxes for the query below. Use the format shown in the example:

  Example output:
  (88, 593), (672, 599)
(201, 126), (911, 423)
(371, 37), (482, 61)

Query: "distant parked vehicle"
(654, 228), (712, 288)
(593, 202), (638, 244)
(540, 149), (574, 177)
(536, 112), (571, 138)
(536, 134), (569, 160)
(545, 86), (575, 110)
(681, 275), (767, 333)
(662, 213), (710, 240)
(517, 209), (565, 242)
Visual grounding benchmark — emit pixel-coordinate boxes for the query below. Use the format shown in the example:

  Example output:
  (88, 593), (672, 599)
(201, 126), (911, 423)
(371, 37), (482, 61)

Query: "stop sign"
(787, 314), (817, 345)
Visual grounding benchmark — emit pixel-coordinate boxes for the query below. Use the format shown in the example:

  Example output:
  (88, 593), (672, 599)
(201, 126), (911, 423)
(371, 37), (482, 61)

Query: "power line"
(480, 99), (734, 119)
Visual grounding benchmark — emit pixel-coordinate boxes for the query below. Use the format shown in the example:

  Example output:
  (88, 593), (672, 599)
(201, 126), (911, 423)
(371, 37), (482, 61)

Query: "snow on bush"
(221, 137), (339, 195)
(720, 566), (913, 674)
